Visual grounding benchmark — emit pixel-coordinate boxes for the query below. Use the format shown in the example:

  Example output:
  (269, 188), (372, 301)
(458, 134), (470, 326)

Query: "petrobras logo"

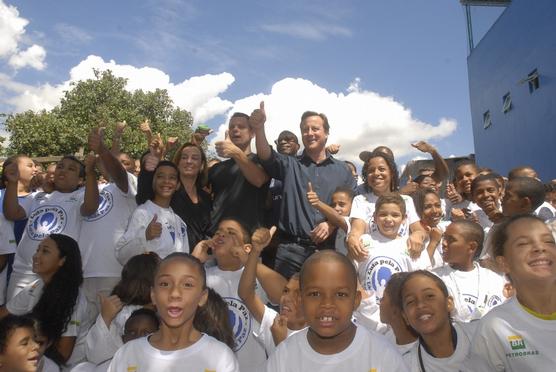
(85, 189), (114, 222)
(225, 297), (251, 352)
(507, 335), (526, 351)
(363, 255), (403, 302)
(27, 205), (67, 240)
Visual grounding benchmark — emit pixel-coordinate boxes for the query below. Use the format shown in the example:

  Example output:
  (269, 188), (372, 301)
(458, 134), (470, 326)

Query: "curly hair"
(31, 234), (82, 365)
(361, 150), (399, 192)
(111, 252), (160, 305)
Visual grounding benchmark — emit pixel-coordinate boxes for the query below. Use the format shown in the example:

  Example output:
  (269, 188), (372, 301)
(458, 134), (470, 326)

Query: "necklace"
(417, 324), (458, 372)
(449, 262), (484, 317)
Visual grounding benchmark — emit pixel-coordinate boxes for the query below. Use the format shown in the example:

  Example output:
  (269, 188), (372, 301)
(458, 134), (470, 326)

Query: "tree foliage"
(5, 70), (193, 158)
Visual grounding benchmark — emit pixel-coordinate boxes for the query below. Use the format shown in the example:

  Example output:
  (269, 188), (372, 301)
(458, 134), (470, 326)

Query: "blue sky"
(0, 0), (505, 166)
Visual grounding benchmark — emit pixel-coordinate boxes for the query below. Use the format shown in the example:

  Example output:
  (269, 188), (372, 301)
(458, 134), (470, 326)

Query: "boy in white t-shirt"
(356, 193), (418, 304)
(192, 218), (283, 372)
(3, 153), (99, 300)
(266, 250), (408, 372)
(433, 220), (506, 322)
(79, 127), (138, 316)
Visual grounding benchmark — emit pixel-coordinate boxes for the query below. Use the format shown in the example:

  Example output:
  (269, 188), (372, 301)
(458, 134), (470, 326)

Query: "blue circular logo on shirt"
(224, 297), (251, 352)
(85, 189), (114, 222)
(364, 255), (403, 303)
(27, 205), (67, 240)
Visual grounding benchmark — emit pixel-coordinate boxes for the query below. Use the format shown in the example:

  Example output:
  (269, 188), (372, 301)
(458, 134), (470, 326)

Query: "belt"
(276, 230), (316, 248)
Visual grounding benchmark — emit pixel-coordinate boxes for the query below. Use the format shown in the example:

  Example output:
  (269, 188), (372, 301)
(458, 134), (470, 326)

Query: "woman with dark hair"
(347, 150), (426, 261)
(117, 161), (189, 263)
(136, 142), (212, 249)
(0, 234), (90, 370)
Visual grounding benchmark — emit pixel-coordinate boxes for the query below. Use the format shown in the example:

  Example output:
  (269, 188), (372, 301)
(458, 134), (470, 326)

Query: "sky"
(0, 0), (505, 167)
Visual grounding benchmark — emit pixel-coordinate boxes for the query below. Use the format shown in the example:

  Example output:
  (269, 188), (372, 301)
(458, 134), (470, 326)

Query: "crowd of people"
(0, 101), (555, 372)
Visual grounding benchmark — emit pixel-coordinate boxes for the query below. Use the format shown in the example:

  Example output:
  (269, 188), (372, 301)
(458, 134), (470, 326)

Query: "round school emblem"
(364, 255), (403, 302)
(27, 205), (67, 240)
(462, 293), (478, 314)
(224, 297), (251, 352)
(85, 189), (114, 222)
(487, 294), (502, 308)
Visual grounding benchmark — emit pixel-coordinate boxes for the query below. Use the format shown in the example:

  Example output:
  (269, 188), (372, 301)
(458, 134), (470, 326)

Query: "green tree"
(5, 70), (193, 158)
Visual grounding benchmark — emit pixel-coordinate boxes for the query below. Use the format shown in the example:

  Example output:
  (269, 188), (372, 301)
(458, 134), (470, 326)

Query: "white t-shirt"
(535, 201), (556, 221)
(357, 231), (418, 303)
(39, 356), (60, 372)
(206, 266), (268, 372)
(107, 334), (239, 372)
(384, 328), (417, 357)
(350, 192), (419, 238)
(6, 279), (92, 368)
(404, 322), (476, 372)
(116, 200), (189, 264)
(13, 189), (85, 275)
(0, 190), (35, 255)
(433, 263), (507, 322)
(79, 174), (137, 278)
(265, 325), (409, 372)
(253, 305), (302, 355)
(466, 296), (556, 372)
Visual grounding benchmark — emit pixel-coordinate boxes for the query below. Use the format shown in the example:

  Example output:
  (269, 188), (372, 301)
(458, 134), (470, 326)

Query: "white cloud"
(261, 22), (351, 41)
(211, 77), (457, 164)
(8, 44), (46, 70)
(3, 55), (235, 122)
(0, 0), (46, 70)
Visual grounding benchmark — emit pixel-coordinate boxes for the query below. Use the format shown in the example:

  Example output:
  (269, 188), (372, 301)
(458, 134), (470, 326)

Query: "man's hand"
(306, 182), (320, 208)
(310, 221), (333, 244)
(215, 131), (242, 159)
(326, 144), (341, 155)
(249, 101), (266, 131)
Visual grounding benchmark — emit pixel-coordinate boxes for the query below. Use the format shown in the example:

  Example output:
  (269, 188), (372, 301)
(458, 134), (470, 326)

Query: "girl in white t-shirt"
(85, 253), (160, 365)
(400, 270), (476, 372)
(3, 155), (99, 299)
(466, 215), (556, 371)
(116, 161), (189, 264)
(347, 151), (426, 262)
(108, 253), (239, 372)
(0, 314), (40, 372)
(1, 234), (91, 371)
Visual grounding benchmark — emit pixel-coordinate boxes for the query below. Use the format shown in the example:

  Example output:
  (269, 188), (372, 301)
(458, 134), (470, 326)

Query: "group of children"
(0, 112), (555, 372)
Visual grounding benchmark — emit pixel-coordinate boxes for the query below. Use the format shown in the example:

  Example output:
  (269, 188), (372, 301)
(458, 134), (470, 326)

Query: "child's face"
(374, 203), (405, 239)
(472, 180), (500, 211)
(212, 220), (249, 262)
(118, 153), (135, 173)
(32, 237), (65, 278)
(501, 185), (526, 217)
(496, 219), (556, 283)
(366, 157), (392, 194)
(17, 157), (38, 184)
(0, 327), (40, 372)
(421, 193), (442, 227)
(301, 260), (361, 341)
(152, 165), (179, 199)
(280, 277), (304, 323)
(151, 258), (208, 329)
(418, 176), (438, 192)
(441, 224), (474, 269)
(455, 165), (477, 196)
(122, 315), (159, 343)
(54, 158), (83, 192)
(402, 275), (453, 337)
(331, 192), (352, 217)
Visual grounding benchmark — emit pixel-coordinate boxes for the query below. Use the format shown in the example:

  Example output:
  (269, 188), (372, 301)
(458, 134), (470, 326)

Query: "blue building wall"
(467, 0), (556, 181)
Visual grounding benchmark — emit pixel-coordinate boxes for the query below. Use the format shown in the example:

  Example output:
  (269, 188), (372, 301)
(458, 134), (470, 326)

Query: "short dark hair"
(375, 192), (406, 216)
(333, 186), (354, 200)
(450, 220), (485, 258)
(361, 150), (400, 192)
(471, 173), (501, 196)
(507, 177), (546, 211)
(230, 112), (250, 121)
(156, 252), (207, 289)
(218, 218), (252, 244)
(384, 272), (411, 310)
(0, 314), (36, 353)
(276, 130), (299, 143)
(491, 214), (546, 258)
(299, 111), (330, 134)
(300, 251), (357, 291)
(453, 159), (478, 182)
(61, 155), (86, 178)
(508, 165), (537, 180)
(401, 270), (450, 309)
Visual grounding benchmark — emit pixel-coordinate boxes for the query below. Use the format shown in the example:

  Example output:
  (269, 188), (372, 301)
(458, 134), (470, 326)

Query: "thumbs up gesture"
(249, 101), (266, 131)
(306, 182), (321, 208)
(88, 127), (105, 154)
(146, 214), (162, 241)
(215, 130), (241, 159)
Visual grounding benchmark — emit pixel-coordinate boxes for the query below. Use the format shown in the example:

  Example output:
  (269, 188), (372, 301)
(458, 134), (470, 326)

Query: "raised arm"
(90, 127), (128, 193)
(238, 233), (267, 324)
(215, 130), (269, 188)
(412, 141), (449, 184)
(2, 163), (27, 221)
(110, 121), (126, 155)
(250, 101), (272, 161)
(80, 152), (100, 216)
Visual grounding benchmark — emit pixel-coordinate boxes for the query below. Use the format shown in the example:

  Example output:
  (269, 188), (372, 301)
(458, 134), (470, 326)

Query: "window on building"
(483, 110), (492, 129)
(502, 92), (512, 113)
(527, 69), (539, 93)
